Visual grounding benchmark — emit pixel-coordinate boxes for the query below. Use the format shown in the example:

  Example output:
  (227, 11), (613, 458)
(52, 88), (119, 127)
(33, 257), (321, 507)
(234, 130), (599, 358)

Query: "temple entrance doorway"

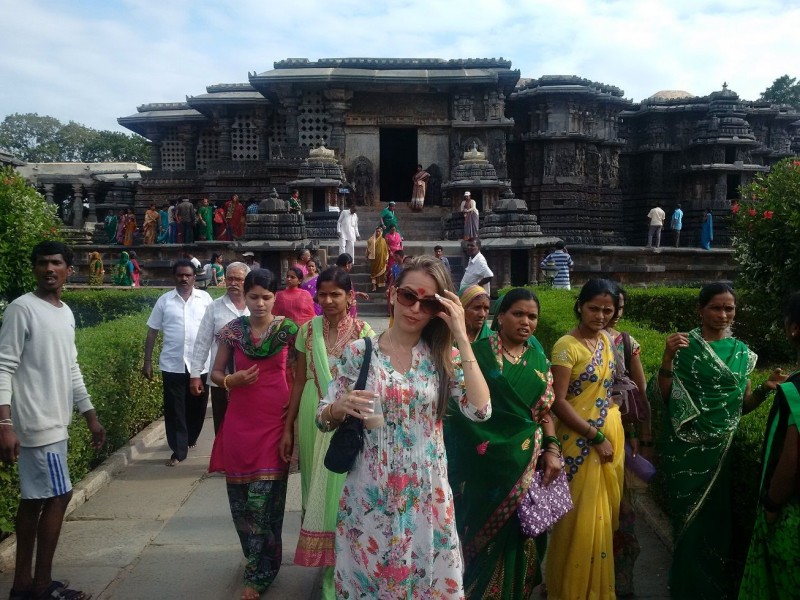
(312, 188), (326, 212)
(379, 128), (417, 203)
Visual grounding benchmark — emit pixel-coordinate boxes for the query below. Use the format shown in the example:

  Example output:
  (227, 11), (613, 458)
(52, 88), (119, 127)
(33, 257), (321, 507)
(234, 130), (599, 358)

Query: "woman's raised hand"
(233, 365), (259, 387)
(434, 290), (467, 340)
(663, 332), (690, 361)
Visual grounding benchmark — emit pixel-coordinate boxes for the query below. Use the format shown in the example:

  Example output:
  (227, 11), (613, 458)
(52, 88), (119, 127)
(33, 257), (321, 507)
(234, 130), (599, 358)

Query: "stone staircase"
(353, 205), (450, 242)
(316, 239), (467, 317)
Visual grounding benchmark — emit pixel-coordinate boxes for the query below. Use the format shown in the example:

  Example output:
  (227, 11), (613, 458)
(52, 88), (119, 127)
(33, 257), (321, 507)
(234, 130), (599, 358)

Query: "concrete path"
(0, 316), (671, 598)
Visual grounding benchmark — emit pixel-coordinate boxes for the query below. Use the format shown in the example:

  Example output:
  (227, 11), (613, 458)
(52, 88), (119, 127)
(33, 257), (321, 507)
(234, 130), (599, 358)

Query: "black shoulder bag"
(324, 337), (372, 474)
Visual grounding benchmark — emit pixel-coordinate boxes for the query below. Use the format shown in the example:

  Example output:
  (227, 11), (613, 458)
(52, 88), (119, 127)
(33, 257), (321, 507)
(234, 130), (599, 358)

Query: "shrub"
(732, 157), (800, 361)
(0, 167), (62, 302)
(0, 309), (163, 535)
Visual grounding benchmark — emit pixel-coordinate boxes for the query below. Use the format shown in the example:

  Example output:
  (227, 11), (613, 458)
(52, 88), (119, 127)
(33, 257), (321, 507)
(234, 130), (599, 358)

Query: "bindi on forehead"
(415, 287), (429, 296)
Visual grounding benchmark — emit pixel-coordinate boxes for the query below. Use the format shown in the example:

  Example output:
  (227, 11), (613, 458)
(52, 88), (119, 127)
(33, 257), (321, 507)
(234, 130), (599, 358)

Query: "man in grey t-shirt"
(0, 241), (106, 600)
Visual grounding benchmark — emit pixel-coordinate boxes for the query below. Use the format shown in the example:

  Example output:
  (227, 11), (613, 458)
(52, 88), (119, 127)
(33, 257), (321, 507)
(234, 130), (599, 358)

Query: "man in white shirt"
(188, 262), (250, 433)
(0, 241), (105, 600)
(460, 238), (494, 295)
(142, 259), (213, 466)
(337, 204), (360, 261)
(646, 205), (666, 248)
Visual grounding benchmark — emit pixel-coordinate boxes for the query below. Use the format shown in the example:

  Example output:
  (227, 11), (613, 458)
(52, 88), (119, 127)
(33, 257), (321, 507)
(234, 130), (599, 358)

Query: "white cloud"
(1, 0), (798, 133)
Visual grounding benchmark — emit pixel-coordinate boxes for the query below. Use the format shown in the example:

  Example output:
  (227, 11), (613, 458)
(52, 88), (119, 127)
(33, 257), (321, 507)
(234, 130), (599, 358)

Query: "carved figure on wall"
(600, 150), (611, 184)
(492, 138), (507, 168)
(556, 149), (574, 177)
(451, 139), (463, 173)
(484, 91), (504, 121)
(609, 152), (619, 187)
(575, 146), (586, 177)
(455, 96), (473, 122)
(544, 147), (555, 177)
(351, 156), (374, 206)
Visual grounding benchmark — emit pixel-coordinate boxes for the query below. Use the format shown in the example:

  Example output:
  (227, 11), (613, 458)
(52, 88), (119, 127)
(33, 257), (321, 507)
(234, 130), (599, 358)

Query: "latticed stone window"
(160, 128), (186, 171)
(196, 128), (219, 169)
(298, 90), (330, 148)
(231, 114), (259, 160)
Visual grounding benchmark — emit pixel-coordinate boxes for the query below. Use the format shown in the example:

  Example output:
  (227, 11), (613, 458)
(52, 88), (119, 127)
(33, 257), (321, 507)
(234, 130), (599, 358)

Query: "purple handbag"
(517, 465), (574, 538)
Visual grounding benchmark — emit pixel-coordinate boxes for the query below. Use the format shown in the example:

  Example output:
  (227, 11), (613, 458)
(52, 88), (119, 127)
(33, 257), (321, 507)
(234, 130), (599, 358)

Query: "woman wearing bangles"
(208, 269), (299, 600)
(606, 284), (653, 597)
(739, 291), (800, 599)
(317, 256), (491, 597)
(279, 267), (372, 599)
(545, 279), (625, 600)
(446, 288), (560, 598)
(648, 282), (785, 599)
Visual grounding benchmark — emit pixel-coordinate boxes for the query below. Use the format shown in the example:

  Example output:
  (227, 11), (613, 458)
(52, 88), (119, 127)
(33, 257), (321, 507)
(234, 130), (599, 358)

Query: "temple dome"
(646, 89), (695, 101)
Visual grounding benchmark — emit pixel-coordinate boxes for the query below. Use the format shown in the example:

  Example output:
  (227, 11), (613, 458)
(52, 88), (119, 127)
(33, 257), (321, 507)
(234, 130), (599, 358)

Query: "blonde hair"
(395, 255), (456, 420)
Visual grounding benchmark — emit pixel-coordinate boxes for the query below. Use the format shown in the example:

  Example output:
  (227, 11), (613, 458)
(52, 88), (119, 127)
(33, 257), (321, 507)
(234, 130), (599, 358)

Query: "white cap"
(464, 191), (471, 197)
(242, 251), (255, 257)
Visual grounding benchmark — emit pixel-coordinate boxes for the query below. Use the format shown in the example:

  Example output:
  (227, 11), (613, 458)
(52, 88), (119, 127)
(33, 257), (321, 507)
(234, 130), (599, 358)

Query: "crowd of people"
(1, 233), (798, 600)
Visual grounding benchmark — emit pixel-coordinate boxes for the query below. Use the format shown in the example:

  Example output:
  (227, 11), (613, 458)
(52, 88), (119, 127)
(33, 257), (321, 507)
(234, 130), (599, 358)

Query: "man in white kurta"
(337, 205), (360, 261)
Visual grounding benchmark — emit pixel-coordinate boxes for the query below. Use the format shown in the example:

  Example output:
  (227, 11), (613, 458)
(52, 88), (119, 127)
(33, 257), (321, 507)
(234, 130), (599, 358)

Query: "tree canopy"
(759, 75), (800, 109)
(0, 113), (151, 165)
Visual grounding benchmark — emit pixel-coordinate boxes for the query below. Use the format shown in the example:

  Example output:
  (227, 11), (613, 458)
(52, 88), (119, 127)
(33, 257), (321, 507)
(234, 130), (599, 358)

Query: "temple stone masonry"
(116, 58), (799, 248)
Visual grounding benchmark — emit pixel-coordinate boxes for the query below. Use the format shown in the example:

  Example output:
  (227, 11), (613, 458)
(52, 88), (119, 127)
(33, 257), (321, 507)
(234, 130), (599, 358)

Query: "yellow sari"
(546, 334), (624, 600)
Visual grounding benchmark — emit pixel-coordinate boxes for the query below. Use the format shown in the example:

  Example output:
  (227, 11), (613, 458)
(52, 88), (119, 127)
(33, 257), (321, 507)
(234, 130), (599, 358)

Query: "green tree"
(0, 113), (151, 166)
(731, 157), (800, 359)
(759, 75), (800, 108)
(0, 167), (62, 301)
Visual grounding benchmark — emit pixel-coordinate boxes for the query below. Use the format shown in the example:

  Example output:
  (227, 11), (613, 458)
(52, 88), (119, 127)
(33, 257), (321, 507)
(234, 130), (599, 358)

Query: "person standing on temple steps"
(646, 205), (666, 248)
(0, 241), (106, 600)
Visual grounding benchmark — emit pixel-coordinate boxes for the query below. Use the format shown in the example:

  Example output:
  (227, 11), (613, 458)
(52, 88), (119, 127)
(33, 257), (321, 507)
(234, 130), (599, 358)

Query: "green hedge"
(61, 287), (225, 328)
(501, 284), (781, 590)
(0, 309), (163, 534)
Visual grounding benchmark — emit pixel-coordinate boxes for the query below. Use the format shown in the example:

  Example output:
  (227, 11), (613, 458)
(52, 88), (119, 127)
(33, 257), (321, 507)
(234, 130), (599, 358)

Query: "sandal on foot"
(9, 589), (32, 600)
(37, 581), (91, 600)
(240, 586), (260, 600)
(165, 457), (181, 467)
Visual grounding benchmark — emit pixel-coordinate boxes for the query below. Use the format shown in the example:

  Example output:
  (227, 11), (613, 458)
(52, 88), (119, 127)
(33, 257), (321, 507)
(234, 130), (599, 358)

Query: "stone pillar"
(218, 117), (232, 161)
(179, 125), (199, 170)
(324, 88), (351, 158)
(86, 188), (97, 224)
(72, 183), (84, 229)
(279, 95), (301, 145)
(43, 183), (55, 205)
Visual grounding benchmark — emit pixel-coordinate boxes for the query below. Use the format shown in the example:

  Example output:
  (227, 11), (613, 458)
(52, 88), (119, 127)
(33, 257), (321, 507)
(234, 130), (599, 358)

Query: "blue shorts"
(18, 440), (73, 499)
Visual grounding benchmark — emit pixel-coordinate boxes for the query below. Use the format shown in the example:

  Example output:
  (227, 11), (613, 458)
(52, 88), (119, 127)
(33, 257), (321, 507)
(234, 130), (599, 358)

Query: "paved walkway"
(0, 316), (671, 598)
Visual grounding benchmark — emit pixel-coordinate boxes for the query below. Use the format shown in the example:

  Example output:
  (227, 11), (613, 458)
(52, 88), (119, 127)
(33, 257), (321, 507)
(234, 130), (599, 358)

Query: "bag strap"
(622, 332), (632, 376)
(354, 337), (372, 391)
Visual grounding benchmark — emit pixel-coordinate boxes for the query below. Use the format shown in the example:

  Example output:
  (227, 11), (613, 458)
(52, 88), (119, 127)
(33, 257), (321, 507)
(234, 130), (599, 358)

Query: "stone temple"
(116, 57), (800, 249)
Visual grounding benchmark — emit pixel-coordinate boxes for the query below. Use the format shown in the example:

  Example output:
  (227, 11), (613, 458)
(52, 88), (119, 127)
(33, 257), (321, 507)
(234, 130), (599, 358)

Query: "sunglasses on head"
(395, 287), (443, 316)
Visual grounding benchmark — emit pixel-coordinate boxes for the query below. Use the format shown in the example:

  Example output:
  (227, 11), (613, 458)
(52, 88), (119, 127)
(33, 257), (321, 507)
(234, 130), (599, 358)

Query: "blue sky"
(1, 0), (798, 133)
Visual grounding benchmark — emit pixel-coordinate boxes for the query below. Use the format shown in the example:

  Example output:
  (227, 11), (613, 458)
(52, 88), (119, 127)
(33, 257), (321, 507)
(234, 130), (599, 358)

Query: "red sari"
(225, 200), (246, 240)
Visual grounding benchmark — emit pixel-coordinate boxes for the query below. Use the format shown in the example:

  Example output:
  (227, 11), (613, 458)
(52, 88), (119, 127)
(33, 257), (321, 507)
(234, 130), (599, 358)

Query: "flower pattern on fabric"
(320, 337), (490, 598)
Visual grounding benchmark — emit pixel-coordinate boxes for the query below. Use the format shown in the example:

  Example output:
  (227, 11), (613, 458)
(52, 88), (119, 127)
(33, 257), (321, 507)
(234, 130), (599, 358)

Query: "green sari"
(446, 333), (554, 599)
(293, 315), (372, 599)
(113, 251), (133, 286)
(738, 374), (800, 599)
(648, 328), (756, 599)
(198, 205), (214, 241)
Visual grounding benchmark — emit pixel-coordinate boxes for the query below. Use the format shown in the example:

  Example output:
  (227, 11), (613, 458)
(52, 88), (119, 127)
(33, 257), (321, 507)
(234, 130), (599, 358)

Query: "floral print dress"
(319, 336), (491, 599)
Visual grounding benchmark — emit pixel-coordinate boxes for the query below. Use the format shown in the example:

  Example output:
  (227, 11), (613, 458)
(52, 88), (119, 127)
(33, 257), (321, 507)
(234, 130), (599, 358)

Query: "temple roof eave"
(117, 109), (207, 137)
(287, 178), (346, 188)
(510, 85), (632, 106)
(250, 67), (514, 89)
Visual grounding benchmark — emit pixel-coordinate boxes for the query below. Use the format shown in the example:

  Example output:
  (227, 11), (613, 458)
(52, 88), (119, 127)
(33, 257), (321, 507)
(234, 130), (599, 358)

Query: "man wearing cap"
(381, 201), (401, 235)
(241, 251), (260, 270)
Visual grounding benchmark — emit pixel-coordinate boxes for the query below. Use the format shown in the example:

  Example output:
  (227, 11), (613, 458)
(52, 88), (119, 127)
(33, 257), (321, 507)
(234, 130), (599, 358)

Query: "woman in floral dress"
(280, 267), (373, 599)
(318, 256), (492, 598)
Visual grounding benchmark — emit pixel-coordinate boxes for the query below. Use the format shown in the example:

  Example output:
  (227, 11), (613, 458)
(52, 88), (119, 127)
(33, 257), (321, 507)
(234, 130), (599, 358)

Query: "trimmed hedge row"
(0, 309), (163, 534)
(62, 287), (225, 328)
(502, 285), (784, 587)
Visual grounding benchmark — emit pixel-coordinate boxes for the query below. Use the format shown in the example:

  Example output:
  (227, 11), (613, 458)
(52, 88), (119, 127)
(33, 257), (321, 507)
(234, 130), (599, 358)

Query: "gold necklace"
(582, 335), (598, 352)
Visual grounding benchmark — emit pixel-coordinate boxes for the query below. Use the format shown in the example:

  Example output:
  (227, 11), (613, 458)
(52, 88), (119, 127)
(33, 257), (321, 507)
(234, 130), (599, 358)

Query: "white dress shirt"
(146, 288), (213, 374)
(337, 210), (360, 241)
(189, 294), (249, 386)
(460, 252), (494, 295)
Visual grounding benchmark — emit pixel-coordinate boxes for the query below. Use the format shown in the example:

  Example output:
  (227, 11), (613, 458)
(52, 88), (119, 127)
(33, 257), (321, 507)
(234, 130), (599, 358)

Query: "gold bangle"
(223, 374), (232, 391)
(461, 358), (477, 364)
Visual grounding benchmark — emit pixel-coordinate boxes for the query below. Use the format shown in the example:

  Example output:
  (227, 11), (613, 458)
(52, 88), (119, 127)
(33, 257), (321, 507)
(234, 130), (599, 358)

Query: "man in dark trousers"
(142, 259), (213, 466)
(0, 241), (106, 600)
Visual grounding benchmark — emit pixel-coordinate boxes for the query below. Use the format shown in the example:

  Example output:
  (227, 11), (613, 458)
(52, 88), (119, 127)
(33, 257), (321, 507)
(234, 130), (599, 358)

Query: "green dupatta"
(216, 316), (298, 359)
(648, 328), (755, 538)
(446, 333), (553, 599)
